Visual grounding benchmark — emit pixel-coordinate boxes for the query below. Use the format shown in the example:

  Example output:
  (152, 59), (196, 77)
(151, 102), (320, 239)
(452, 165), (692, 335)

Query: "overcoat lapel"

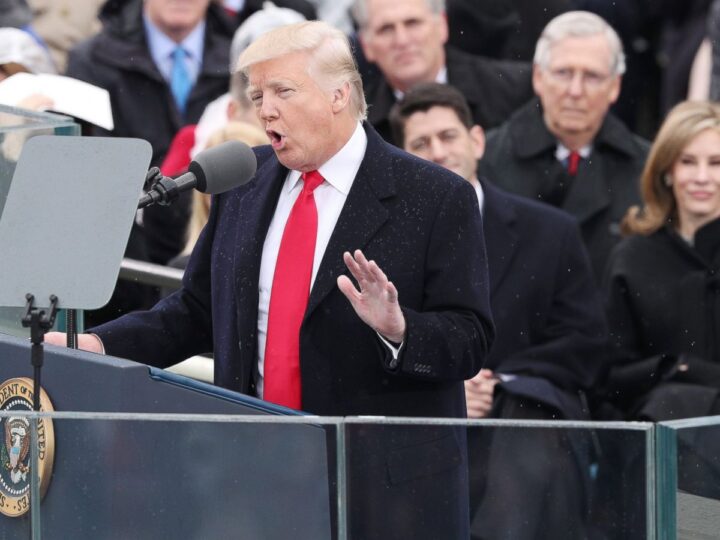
(481, 182), (519, 294)
(233, 155), (287, 361)
(306, 125), (393, 318)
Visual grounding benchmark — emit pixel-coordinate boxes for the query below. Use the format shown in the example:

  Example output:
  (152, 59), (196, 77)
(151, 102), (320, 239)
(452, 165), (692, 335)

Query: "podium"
(0, 333), (333, 539)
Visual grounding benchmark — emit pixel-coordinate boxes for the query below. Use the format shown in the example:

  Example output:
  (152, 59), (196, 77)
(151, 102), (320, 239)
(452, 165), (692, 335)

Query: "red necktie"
(567, 150), (581, 176)
(263, 170), (324, 409)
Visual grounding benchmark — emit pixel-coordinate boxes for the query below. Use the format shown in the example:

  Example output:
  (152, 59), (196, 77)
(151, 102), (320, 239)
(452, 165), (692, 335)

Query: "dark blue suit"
(481, 180), (607, 416)
(469, 180), (607, 540)
(93, 123), (494, 539)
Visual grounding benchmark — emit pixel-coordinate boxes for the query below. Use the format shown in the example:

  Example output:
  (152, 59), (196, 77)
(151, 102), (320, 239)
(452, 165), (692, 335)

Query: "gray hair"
(351, 0), (445, 30)
(533, 11), (626, 76)
(236, 20), (367, 121)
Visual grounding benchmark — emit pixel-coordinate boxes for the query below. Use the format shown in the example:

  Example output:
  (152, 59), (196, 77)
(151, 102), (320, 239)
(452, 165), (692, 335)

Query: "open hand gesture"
(337, 249), (406, 343)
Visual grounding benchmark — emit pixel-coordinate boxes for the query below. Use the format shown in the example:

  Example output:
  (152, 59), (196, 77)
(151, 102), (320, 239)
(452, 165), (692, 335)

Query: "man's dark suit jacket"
(481, 180), (607, 418)
(481, 98), (649, 280)
(92, 123), (494, 539)
(364, 45), (533, 143)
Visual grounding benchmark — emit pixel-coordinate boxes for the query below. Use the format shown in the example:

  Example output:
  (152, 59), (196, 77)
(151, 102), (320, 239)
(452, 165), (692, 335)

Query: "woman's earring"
(664, 173), (673, 187)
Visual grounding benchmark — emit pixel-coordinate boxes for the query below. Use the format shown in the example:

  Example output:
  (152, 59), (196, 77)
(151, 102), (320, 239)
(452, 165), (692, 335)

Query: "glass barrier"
(0, 410), (659, 540)
(657, 416), (720, 540)
(0, 105), (82, 339)
(345, 417), (655, 540)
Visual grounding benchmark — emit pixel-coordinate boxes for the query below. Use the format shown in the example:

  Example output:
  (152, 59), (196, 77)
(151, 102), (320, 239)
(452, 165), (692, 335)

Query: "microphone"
(138, 140), (257, 209)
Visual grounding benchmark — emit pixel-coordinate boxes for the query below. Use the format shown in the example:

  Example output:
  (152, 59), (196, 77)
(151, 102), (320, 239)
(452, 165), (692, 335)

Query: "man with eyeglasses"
(481, 11), (649, 280)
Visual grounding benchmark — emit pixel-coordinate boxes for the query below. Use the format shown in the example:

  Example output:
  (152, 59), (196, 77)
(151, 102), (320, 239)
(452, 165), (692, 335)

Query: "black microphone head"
(188, 140), (257, 194)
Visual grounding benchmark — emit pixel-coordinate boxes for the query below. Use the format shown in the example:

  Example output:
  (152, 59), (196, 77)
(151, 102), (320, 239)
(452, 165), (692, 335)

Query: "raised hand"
(337, 249), (406, 343)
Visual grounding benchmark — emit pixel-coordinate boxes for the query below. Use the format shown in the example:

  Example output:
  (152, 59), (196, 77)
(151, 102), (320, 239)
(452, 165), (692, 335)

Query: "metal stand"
(21, 293), (58, 411)
(20, 293), (57, 540)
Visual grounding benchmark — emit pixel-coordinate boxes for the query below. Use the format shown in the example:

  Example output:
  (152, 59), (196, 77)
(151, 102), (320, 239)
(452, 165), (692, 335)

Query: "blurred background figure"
(351, 0), (532, 144)
(25, 0), (104, 73)
(481, 11), (648, 280)
(0, 26), (55, 81)
(65, 0), (234, 325)
(391, 81), (607, 540)
(604, 100), (720, 422)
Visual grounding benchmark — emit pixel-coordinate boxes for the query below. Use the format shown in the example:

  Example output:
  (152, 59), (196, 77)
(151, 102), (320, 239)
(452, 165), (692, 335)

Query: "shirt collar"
(143, 13), (206, 67)
(287, 122), (368, 194)
(392, 66), (448, 101)
(555, 142), (592, 162)
(471, 177), (484, 214)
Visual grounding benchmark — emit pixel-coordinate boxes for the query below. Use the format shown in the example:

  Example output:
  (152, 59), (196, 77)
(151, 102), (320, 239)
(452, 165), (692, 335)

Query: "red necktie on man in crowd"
(567, 150), (581, 176)
(264, 170), (324, 409)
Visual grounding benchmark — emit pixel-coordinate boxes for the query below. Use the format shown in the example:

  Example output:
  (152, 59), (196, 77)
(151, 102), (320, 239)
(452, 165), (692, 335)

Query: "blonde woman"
(604, 100), (720, 421)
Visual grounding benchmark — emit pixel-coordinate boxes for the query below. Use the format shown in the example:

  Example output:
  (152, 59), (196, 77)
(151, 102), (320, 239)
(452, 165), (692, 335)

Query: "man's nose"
(258, 95), (278, 119)
(429, 138), (448, 162)
(567, 72), (585, 96)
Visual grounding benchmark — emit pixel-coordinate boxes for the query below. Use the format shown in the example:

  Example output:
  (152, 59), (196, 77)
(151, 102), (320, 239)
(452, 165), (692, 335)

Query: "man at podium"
(47, 20), (493, 539)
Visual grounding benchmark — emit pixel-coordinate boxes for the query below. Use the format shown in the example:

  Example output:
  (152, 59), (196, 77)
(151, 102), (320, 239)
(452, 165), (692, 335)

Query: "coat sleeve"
(89, 191), (222, 367)
(388, 180), (495, 382)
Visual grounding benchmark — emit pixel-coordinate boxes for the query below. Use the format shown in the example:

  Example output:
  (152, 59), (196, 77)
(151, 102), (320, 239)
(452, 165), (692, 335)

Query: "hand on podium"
(44, 332), (104, 354)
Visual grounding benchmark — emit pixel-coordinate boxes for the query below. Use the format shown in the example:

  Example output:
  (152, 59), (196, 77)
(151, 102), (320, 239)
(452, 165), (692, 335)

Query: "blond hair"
(623, 100), (720, 235)
(235, 20), (367, 121)
(182, 121), (269, 255)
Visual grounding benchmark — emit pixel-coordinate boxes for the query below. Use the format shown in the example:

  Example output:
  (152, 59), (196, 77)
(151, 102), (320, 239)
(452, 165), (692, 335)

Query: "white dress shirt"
(256, 122), (367, 397)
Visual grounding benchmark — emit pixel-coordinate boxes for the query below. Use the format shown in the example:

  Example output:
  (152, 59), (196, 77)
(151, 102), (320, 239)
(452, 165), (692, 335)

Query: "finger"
(367, 259), (389, 286)
(343, 251), (366, 285)
(345, 250), (373, 285)
(337, 275), (361, 304)
(353, 250), (375, 281)
(385, 281), (399, 304)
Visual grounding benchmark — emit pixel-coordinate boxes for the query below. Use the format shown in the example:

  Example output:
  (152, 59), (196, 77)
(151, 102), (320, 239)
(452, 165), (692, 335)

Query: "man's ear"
(470, 125), (485, 160)
(331, 82), (352, 113)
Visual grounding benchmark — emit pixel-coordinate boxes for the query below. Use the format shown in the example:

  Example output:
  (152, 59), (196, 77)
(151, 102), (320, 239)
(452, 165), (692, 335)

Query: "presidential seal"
(0, 378), (54, 517)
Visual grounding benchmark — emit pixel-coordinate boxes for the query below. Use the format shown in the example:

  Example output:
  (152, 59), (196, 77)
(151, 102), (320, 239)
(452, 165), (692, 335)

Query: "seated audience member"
(481, 10), (649, 280)
(390, 82), (608, 540)
(604, 100), (720, 422)
(26, 0), (104, 72)
(0, 26), (54, 80)
(351, 0), (533, 144)
(66, 0), (234, 324)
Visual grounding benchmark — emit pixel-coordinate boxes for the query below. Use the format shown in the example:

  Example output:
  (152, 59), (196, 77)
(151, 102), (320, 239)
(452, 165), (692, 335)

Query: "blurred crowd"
(2, 1), (720, 537)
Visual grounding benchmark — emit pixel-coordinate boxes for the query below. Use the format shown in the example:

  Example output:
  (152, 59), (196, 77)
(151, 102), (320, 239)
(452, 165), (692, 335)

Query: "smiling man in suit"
(47, 21), (493, 539)
(391, 81), (608, 539)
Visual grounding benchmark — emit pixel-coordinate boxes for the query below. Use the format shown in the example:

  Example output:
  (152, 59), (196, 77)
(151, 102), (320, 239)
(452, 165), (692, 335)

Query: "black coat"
(66, 0), (233, 270)
(603, 218), (720, 420)
(92, 123), (495, 539)
(481, 98), (649, 280)
(364, 45), (533, 143)
(482, 180), (607, 418)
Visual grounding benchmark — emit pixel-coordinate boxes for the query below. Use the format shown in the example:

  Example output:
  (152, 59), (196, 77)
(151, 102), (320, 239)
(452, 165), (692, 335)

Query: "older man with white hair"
(481, 10), (649, 280)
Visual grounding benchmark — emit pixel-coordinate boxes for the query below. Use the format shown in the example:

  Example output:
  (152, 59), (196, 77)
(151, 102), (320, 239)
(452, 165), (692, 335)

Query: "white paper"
(0, 72), (114, 130)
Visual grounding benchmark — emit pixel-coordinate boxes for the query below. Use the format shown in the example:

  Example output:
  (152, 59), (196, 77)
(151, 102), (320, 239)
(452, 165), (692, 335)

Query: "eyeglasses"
(545, 67), (613, 89)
